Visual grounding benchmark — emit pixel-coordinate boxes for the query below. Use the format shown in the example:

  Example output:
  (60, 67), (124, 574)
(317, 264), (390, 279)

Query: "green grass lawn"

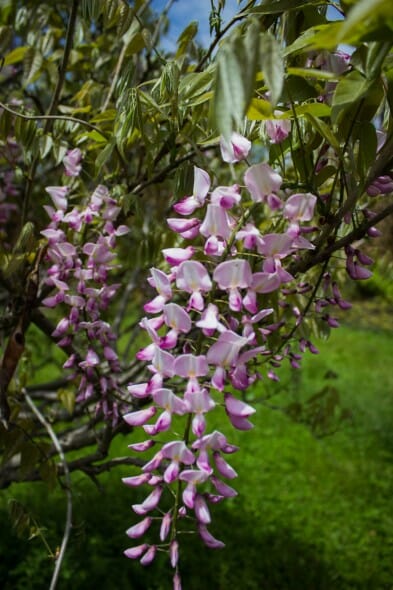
(1, 319), (393, 589)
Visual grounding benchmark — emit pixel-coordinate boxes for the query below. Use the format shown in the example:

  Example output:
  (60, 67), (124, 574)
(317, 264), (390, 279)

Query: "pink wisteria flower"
(265, 117), (291, 144)
(244, 162), (282, 207)
(173, 166), (210, 215)
(63, 148), (83, 177)
(213, 259), (253, 311)
(220, 132), (251, 163)
(175, 260), (212, 310)
(144, 268), (173, 313)
(161, 303), (192, 348)
(207, 330), (248, 390)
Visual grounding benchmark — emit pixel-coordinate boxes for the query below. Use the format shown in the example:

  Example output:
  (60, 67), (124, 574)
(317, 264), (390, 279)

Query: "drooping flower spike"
(122, 130), (374, 589)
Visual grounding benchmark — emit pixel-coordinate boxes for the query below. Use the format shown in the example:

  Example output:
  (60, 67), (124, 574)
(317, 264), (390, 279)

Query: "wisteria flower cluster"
(41, 149), (129, 420)
(122, 134), (365, 588)
(0, 135), (20, 240)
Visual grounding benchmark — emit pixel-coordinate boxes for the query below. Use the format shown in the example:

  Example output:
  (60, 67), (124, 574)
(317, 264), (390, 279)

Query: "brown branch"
(0, 453), (143, 489)
(289, 201), (393, 277)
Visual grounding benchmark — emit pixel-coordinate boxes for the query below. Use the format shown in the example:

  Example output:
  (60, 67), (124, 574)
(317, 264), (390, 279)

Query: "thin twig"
(0, 100), (107, 136)
(21, 0), (80, 227)
(23, 390), (72, 590)
(195, 0), (256, 72)
(150, 0), (176, 49)
(290, 200), (393, 276)
(46, 1), (80, 122)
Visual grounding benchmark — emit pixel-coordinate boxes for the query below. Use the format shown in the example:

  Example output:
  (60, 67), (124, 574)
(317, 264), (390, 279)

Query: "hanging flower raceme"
(122, 135), (337, 589)
(40, 154), (129, 421)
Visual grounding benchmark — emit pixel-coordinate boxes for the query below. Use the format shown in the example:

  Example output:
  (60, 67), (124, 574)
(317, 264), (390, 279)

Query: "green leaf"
(173, 161), (194, 201)
(23, 47), (43, 85)
(314, 164), (337, 187)
(284, 23), (343, 55)
(160, 61), (181, 100)
(115, 87), (144, 156)
(213, 46), (240, 139)
(259, 32), (284, 106)
(304, 113), (341, 154)
(95, 140), (115, 173)
(247, 98), (273, 120)
(79, 129), (107, 143)
(39, 134), (53, 159)
(287, 67), (338, 81)
(58, 104), (92, 114)
(0, 108), (13, 137)
(57, 388), (75, 415)
(3, 45), (29, 66)
(90, 109), (117, 123)
(356, 121), (377, 182)
(175, 21), (198, 59)
(257, 102), (330, 121)
(121, 192), (138, 216)
(338, 0), (393, 44)
(14, 117), (37, 150)
(213, 20), (260, 138)
(245, 0), (328, 14)
(1, 430), (24, 465)
(332, 70), (370, 107)
(179, 70), (212, 98)
(290, 102), (331, 118)
(81, 0), (103, 21)
(104, 0), (120, 28)
(52, 142), (69, 165)
(117, 1), (135, 37)
(331, 70), (372, 123)
(125, 31), (145, 55)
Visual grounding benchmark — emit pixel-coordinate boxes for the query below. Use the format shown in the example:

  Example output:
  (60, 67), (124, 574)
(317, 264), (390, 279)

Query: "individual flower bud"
(126, 517), (152, 539)
(170, 540), (179, 568)
(198, 524), (225, 549)
(194, 494), (211, 524)
(140, 545), (156, 566)
(124, 544), (148, 559)
(160, 512), (172, 542)
(63, 148), (82, 177)
(173, 572), (182, 590)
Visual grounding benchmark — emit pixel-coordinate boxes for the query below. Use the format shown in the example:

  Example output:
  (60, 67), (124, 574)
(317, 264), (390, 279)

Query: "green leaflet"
(356, 121), (377, 183)
(260, 32), (284, 107)
(338, 0), (393, 44)
(284, 23), (343, 55)
(331, 70), (381, 125)
(175, 21), (198, 59)
(3, 45), (29, 66)
(244, 0), (328, 15)
(213, 20), (260, 139)
(304, 113), (341, 155)
(80, 0), (103, 21)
